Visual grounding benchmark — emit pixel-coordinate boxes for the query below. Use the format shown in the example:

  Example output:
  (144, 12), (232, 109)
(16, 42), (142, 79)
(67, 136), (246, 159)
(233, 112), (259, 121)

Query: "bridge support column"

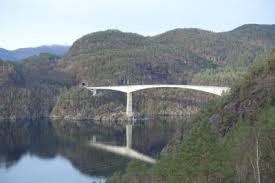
(126, 92), (133, 117)
(126, 125), (132, 148)
(93, 89), (97, 96)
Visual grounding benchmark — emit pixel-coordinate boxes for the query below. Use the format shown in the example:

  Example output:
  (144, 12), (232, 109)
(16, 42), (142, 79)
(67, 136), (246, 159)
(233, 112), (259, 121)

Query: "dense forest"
(107, 47), (275, 183)
(0, 54), (74, 120)
(61, 25), (275, 85)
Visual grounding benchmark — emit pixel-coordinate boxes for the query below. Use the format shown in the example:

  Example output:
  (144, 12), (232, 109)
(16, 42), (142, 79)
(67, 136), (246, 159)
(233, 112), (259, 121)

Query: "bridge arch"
(84, 84), (230, 117)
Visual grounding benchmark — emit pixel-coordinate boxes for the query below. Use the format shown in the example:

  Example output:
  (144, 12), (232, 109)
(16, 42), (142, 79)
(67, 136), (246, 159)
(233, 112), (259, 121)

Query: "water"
(0, 155), (105, 183)
(0, 117), (183, 183)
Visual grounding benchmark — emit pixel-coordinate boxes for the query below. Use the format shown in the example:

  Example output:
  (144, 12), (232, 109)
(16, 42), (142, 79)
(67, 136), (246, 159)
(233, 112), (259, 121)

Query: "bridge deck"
(85, 84), (230, 96)
(83, 84), (230, 116)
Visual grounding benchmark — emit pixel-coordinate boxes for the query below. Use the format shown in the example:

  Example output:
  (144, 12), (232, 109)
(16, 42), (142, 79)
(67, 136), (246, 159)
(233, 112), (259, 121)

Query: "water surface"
(0, 117), (182, 182)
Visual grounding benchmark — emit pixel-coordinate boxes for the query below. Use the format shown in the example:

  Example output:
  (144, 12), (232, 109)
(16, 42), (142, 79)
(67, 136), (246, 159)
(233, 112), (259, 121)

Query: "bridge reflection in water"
(89, 124), (156, 164)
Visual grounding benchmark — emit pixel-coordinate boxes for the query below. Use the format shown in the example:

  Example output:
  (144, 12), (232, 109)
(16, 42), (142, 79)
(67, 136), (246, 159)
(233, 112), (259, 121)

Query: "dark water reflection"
(0, 117), (182, 182)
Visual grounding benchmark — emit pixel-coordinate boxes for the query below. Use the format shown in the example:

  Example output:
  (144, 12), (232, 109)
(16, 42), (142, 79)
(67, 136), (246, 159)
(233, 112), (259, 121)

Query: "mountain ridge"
(60, 24), (275, 86)
(0, 45), (70, 61)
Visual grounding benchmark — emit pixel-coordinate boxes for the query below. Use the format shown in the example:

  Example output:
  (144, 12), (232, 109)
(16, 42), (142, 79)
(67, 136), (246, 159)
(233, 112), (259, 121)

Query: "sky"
(1, 0), (274, 50)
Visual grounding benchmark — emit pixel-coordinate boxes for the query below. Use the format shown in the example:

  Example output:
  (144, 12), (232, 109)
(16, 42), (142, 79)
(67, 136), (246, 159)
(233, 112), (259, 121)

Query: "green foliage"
(260, 106), (275, 126)
(106, 160), (152, 183)
(125, 161), (150, 177)
(153, 108), (275, 183)
(61, 25), (275, 86)
(242, 48), (275, 86)
(106, 171), (124, 183)
(3, 25), (275, 120)
(154, 48), (275, 182)
(191, 66), (247, 86)
(51, 87), (126, 120)
(223, 106), (275, 182)
(155, 122), (228, 183)
(0, 54), (74, 119)
(107, 46), (275, 183)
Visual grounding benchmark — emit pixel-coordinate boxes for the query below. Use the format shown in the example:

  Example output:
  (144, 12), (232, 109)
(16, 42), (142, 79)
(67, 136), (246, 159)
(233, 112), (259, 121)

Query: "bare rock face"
(208, 114), (222, 134)
(208, 111), (237, 136)
(207, 51), (275, 136)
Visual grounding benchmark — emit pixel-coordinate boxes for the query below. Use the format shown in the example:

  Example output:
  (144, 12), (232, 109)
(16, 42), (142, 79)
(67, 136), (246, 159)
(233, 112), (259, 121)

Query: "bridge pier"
(126, 124), (132, 148)
(126, 92), (133, 117)
(93, 89), (97, 96)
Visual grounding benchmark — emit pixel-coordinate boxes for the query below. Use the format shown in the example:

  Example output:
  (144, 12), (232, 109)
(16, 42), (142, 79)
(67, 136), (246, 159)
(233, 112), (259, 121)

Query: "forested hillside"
(1, 24), (275, 120)
(0, 54), (75, 120)
(59, 24), (275, 85)
(52, 24), (275, 120)
(107, 47), (275, 183)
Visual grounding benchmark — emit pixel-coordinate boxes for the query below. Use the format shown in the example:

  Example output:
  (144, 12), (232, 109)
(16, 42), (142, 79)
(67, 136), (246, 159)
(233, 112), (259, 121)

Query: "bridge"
(83, 84), (230, 117)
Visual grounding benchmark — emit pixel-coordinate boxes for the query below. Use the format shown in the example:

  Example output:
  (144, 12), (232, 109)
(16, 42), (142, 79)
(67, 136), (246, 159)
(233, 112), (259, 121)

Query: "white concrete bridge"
(83, 84), (230, 117)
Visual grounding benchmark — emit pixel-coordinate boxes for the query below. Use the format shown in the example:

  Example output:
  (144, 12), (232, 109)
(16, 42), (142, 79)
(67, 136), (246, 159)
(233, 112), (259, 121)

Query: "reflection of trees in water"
(132, 117), (182, 156)
(0, 119), (58, 168)
(0, 119), (129, 177)
(0, 148), (26, 169)
(54, 118), (181, 157)
(0, 117), (180, 176)
(51, 119), (125, 146)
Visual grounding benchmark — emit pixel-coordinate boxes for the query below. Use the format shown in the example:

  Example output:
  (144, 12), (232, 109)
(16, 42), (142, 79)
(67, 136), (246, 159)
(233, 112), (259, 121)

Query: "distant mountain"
(0, 45), (70, 61)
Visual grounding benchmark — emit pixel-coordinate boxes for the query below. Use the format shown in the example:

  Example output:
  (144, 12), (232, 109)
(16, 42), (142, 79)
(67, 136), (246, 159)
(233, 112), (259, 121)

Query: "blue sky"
(1, 0), (274, 50)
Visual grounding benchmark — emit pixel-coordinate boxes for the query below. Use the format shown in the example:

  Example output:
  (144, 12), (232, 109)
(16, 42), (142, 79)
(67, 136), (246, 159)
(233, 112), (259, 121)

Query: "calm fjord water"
(0, 117), (180, 183)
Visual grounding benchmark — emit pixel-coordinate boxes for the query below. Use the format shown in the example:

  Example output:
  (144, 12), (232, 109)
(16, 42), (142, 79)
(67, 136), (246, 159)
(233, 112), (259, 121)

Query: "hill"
(59, 24), (275, 86)
(1, 24), (275, 120)
(0, 45), (70, 61)
(107, 48), (275, 183)
(50, 24), (275, 120)
(60, 29), (215, 85)
(155, 48), (275, 182)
